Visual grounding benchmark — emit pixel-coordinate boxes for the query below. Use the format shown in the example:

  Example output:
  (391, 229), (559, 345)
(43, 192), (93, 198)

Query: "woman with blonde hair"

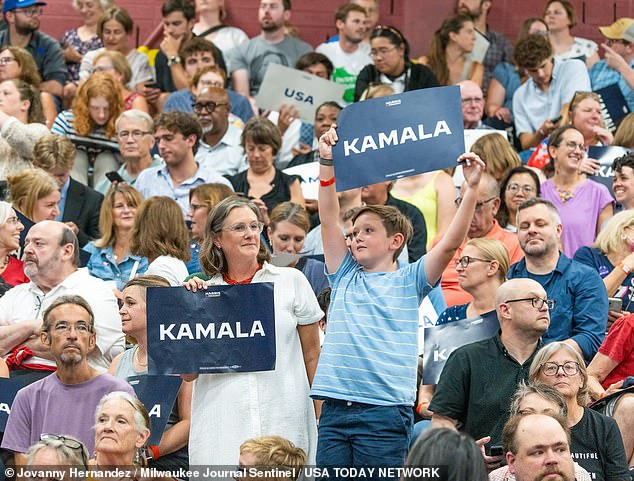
(92, 50), (149, 112)
(0, 46), (57, 127)
(239, 436), (307, 481)
(563, 91), (613, 147)
(613, 113), (634, 148)
(574, 210), (634, 323)
(421, 14), (483, 87)
(130, 196), (190, 286)
(470, 133), (522, 182)
(84, 183), (148, 290)
(529, 342), (629, 481)
(0, 79), (49, 178)
(7, 168), (60, 222)
(52, 72), (123, 187)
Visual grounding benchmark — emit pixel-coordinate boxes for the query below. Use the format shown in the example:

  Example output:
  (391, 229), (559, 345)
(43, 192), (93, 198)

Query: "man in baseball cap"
(590, 18), (634, 112)
(0, 0), (64, 98)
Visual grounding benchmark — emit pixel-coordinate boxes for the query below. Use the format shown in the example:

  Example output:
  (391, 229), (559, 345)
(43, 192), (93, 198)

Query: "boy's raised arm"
(318, 125), (349, 274)
(424, 152), (485, 285)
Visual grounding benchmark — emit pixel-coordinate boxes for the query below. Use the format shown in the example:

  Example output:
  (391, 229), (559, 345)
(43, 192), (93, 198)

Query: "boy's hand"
(458, 152), (485, 188)
(318, 124), (338, 160)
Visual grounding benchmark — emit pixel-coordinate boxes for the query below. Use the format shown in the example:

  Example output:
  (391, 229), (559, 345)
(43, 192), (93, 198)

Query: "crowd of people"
(1, 0), (634, 479)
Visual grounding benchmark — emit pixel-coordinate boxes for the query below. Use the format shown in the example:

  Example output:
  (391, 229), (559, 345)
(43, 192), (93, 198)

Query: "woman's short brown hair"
(2, 46), (41, 86)
(97, 7), (134, 37)
(241, 118), (282, 157)
(129, 196), (191, 262)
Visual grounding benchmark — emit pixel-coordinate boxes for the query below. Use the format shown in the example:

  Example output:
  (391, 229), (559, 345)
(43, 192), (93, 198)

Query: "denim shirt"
(83, 243), (149, 291)
(508, 253), (607, 362)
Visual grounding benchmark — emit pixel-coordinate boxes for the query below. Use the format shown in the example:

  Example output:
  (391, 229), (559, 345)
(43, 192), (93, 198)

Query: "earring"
(134, 447), (141, 465)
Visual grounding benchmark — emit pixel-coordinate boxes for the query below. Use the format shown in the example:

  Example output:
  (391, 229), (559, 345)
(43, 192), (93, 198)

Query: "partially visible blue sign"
(146, 284), (276, 375)
(126, 375), (181, 446)
(332, 86), (465, 191)
(422, 312), (499, 385)
(0, 377), (24, 432)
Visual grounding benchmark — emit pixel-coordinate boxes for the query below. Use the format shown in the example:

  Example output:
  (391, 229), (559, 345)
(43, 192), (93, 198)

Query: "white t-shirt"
(145, 256), (189, 286)
(316, 41), (371, 104)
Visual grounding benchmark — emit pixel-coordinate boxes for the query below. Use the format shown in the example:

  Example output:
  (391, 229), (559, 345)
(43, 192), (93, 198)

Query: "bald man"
(194, 86), (247, 176)
(0, 221), (124, 381)
(504, 414), (575, 481)
(429, 278), (550, 469)
(459, 80), (494, 130)
(437, 172), (523, 306)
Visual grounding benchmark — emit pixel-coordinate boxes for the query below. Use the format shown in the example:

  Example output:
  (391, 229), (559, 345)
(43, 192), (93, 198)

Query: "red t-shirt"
(599, 314), (634, 388)
(2, 256), (29, 286)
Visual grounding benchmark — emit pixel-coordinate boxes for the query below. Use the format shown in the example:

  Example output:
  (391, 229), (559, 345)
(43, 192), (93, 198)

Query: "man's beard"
(15, 23), (38, 36)
(201, 122), (214, 135)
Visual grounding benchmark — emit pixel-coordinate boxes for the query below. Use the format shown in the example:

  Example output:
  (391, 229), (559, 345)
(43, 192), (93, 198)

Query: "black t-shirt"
(225, 168), (299, 214)
(429, 335), (539, 445)
(570, 408), (630, 481)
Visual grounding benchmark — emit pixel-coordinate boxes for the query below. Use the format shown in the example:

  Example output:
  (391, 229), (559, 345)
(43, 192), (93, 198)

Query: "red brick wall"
(40, 0), (634, 56)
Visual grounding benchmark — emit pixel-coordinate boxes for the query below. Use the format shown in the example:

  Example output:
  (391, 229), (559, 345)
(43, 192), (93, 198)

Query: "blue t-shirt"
(508, 254), (607, 361)
(492, 62), (522, 112)
(574, 246), (634, 313)
(311, 251), (433, 406)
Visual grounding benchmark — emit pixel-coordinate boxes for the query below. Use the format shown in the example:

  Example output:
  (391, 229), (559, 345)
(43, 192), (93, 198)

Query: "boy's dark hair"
(154, 111), (202, 155)
(179, 37), (227, 74)
(316, 287), (331, 323)
(613, 151), (634, 174)
(295, 52), (334, 79)
(513, 34), (552, 69)
(282, 0), (291, 10)
(335, 3), (366, 25)
(162, 0), (196, 21)
(351, 205), (413, 261)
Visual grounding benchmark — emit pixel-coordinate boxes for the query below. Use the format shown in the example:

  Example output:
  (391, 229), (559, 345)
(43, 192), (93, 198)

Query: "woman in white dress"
(183, 196), (322, 465)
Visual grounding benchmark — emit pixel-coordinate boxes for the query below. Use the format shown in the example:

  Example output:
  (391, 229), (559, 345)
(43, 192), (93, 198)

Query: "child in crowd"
(312, 124), (485, 467)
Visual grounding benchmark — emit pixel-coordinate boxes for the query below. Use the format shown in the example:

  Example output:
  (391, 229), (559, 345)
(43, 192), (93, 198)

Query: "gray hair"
(27, 435), (89, 468)
(115, 109), (154, 133)
(528, 342), (589, 406)
(509, 381), (568, 417)
(0, 200), (15, 225)
(41, 294), (95, 334)
(72, 0), (113, 13)
(95, 391), (150, 435)
(60, 225), (81, 268)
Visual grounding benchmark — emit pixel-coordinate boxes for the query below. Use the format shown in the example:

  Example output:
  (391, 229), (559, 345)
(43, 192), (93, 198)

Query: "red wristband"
(149, 445), (160, 459)
(320, 177), (335, 187)
(416, 401), (429, 415)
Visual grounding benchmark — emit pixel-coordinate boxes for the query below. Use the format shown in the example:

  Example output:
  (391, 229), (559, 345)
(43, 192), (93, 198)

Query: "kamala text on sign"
(332, 86), (465, 192)
(146, 284), (276, 375)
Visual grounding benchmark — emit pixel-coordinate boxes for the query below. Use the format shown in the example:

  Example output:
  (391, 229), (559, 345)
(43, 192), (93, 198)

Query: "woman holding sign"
(183, 196), (322, 465)
(109, 275), (192, 472)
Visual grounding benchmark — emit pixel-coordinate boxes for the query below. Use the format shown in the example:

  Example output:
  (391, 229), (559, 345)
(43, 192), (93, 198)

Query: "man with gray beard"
(0, 221), (124, 381)
(1, 295), (132, 467)
(194, 86), (246, 176)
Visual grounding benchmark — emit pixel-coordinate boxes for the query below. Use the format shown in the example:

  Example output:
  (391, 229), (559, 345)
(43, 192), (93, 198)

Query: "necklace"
(134, 346), (147, 368)
(555, 185), (575, 203)
(223, 264), (263, 284)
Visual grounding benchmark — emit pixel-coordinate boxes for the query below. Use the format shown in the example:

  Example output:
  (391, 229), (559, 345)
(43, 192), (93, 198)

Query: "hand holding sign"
(318, 124), (338, 161)
(458, 152), (486, 189)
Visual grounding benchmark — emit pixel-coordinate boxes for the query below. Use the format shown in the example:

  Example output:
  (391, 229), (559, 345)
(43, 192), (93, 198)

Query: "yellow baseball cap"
(599, 18), (634, 42)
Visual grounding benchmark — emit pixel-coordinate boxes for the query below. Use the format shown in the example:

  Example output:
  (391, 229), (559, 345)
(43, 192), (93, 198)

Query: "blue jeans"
(316, 398), (412, 474)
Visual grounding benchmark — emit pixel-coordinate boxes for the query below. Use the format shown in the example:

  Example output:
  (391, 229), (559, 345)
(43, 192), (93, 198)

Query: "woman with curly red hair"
(52, 71), (123, 187)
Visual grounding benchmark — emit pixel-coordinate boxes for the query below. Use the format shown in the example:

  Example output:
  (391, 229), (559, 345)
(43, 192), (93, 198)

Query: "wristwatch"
(167, 56), (181, 66)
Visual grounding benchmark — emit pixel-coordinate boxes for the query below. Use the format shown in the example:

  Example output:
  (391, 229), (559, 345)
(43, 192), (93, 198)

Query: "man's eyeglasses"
(462, 97), (484, 104)
(505, 297), (556, 310)
(193, 101), (228, 114)
(455, 196), (497, 212)
(539, 361), (580, 376)
(15, 6), (43, 16)
(52, 321), (93, 334)
(117, 130), (151, 140)
(456, 256), (491, 268)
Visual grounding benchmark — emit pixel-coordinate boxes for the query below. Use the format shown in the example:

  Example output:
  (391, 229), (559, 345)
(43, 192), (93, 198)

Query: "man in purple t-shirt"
(1, 295), (133, 466)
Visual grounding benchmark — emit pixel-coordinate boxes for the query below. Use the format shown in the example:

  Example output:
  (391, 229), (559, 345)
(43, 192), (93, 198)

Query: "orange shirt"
(438, 221), (524, 307)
